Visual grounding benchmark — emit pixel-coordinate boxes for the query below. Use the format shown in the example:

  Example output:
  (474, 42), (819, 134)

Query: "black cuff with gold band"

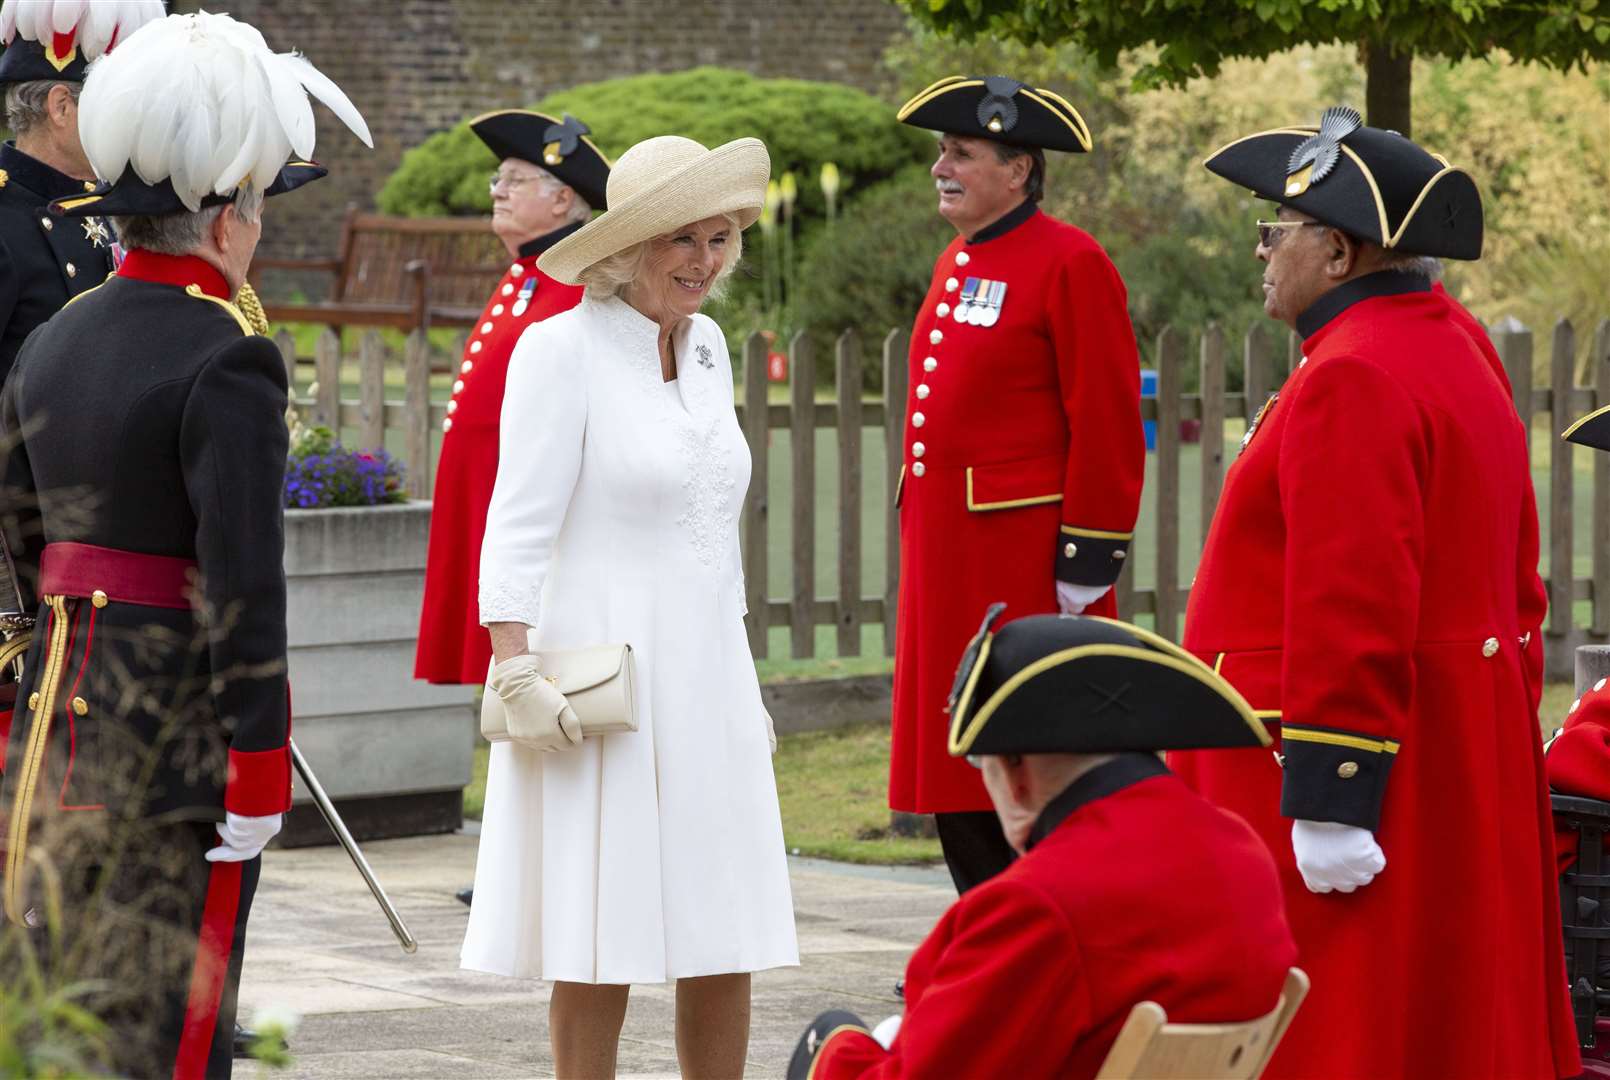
(1277, 724), (1398, 831)
(787, 1010), (873, 1080)
(1056, 525), (1132, 587)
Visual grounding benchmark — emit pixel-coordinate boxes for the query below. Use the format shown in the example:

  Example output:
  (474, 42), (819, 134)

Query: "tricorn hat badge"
(1284, 105), (1361, 197)
(542, 113), (591, 167)
(976, 76), (1024, 136)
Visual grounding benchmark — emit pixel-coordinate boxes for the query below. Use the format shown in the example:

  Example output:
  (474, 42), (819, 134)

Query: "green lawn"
(773, 724), (941, 864)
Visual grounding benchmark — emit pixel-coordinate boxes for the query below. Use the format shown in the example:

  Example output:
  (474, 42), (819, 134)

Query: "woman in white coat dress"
(463, 134), (798, 1078)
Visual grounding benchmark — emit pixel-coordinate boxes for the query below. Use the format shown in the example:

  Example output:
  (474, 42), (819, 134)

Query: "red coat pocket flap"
(965, 453), (1064, 512)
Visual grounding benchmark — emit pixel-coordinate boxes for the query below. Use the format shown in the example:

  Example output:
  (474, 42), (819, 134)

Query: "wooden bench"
(248, 207), (508, 332)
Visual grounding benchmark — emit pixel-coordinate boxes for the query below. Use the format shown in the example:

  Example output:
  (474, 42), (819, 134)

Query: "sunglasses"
(1255, 219), (1328, 248)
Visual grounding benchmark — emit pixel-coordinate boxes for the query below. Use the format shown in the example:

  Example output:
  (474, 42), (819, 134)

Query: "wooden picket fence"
(276, 315), (1610, 679)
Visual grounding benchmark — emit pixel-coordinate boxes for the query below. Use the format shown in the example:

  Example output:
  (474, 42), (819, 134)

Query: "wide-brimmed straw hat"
(537, 135), (770, 285)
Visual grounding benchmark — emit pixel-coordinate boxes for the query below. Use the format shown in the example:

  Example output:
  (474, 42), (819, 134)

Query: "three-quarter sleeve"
(478, 321), (587, 628)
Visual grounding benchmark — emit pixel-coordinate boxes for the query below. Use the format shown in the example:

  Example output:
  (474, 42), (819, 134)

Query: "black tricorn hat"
(471, 109), (611, 210)
(1563, 405), (1610, 452)
(50, 160), (327, 218)
(946, 604), (1270, 757)
(1205, 105), (1482, 260)
(898, 74), (1091, 153)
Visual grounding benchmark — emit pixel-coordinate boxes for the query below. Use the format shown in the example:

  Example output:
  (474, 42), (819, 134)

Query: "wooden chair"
(1094, 967), (1310, 1080)
(248, 207), (507, 333)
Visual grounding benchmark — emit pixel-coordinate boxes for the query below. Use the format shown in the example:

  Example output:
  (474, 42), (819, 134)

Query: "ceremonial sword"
(290, 740), (417, 953)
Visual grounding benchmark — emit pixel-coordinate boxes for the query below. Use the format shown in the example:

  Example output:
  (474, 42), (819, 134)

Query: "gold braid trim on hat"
(234, 281), (271, 336)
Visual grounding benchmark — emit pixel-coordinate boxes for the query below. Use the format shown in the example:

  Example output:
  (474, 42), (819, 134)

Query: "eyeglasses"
(489, 172), (544, 197)
(1256, 219), (1326, 248)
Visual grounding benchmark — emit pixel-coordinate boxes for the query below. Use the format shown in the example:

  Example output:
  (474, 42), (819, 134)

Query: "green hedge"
(793, 164), (953, 387)
(377, 66), (930, 220)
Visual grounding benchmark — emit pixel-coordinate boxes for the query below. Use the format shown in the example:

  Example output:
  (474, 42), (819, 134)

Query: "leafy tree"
(890, 0), (1610, 136)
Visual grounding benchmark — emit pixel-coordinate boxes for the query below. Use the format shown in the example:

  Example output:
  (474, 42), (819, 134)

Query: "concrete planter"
(279, 501), (475, 846)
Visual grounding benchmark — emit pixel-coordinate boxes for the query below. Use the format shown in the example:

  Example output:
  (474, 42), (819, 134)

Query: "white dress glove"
(207, 812), (284, 863)
(488, 653), (581, 751)
(764, 706), (777, 755)
(871, 1014), (902, 1050)
(1291, 819), (1385, 894)
(1056, 581), (1110, 615)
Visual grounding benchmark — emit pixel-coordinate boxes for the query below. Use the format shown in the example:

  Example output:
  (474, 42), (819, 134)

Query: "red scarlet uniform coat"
(415, 225), (584, 683)
(800, 757), (1297, 1078)
(1170, 272), (1579, 1078)
(891, 202), (1144, 813)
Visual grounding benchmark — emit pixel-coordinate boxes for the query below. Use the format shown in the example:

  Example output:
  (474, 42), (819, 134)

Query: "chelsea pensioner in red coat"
(891, 198), (1144, 815)
(415, 109), (609, 684)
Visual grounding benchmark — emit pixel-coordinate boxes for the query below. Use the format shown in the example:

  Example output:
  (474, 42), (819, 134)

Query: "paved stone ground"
(236, 831), (952, 1079)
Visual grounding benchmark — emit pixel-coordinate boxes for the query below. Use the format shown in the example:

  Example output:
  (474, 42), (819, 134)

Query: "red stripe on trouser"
(172, 857), (243, 1080)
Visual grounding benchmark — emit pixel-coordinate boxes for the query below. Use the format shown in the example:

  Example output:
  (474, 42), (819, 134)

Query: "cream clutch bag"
(480, 643), (637, 752)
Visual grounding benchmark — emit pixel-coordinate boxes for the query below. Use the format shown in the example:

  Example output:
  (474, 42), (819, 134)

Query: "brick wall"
(222, 0), (909, 270)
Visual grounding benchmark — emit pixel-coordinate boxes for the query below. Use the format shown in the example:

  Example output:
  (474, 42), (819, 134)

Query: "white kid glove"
(871, 1014), (902, 1050)
(1055, 582), (1110, 615)
(764, 707), (777, 755)
(207, 812), (284, 863)
(488, 653), (581, 752)
(1291, 819), (1385, 894)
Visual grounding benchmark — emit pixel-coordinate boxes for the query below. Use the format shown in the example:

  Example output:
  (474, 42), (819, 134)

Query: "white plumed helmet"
(71, 10), (372, 213)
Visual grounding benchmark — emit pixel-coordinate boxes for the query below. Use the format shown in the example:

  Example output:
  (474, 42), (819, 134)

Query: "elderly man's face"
(1257, 206), (1352, 328)
(931, 134), (1028, 237)
(490, 157), (574, 253)
(634, 215), (731, 324)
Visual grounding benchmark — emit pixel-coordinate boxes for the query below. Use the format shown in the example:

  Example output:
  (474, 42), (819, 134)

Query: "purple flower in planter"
(285, 436), (408, 510)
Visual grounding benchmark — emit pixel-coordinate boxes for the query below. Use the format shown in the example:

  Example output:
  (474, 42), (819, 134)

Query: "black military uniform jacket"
(0, 250), (291, 835)
(0, 142), (115, 381)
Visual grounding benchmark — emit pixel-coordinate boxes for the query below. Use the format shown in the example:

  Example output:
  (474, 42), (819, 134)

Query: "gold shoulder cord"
(4, 596), (71, 927)
(233, 281), (271, 336)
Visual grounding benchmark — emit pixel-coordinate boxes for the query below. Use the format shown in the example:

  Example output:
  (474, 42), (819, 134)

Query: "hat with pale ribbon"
(537, 134), (770, 285)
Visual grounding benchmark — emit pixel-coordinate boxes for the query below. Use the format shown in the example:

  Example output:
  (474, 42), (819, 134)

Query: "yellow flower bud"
(820, 161), (841, 199)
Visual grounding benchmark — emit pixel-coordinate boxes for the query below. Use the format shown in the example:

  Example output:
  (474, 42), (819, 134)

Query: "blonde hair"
(578, 213), (744, 301)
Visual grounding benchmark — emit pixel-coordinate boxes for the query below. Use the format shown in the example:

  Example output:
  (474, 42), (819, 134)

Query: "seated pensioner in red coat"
(787, 610), (1298, 1080)
(1549, 678), (1610, 873)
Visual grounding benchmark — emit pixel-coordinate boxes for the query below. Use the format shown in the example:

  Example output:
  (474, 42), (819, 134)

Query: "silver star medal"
(696, 344), (713, 369)
(511, 276), (537, 317)
(954, 276), (979, 323)
(82, 217), (111, 249)
(975, 279), (1006, 327)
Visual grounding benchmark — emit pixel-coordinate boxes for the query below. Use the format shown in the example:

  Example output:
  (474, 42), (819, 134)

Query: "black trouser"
(40, 818), (259, 1079)
(934, 810), (1016, 894)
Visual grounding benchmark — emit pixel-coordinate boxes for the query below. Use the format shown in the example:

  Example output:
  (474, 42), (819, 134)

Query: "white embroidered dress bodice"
(463, 293), (798, 984)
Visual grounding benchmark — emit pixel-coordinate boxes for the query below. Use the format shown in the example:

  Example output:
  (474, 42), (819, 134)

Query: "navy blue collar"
(0, 141), (92, 202)
(1296, 269), (1432, 339)
(967, 199), (1037, 245)
(1025, 753), (1169, 851)
(518, 218), (586, 260)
